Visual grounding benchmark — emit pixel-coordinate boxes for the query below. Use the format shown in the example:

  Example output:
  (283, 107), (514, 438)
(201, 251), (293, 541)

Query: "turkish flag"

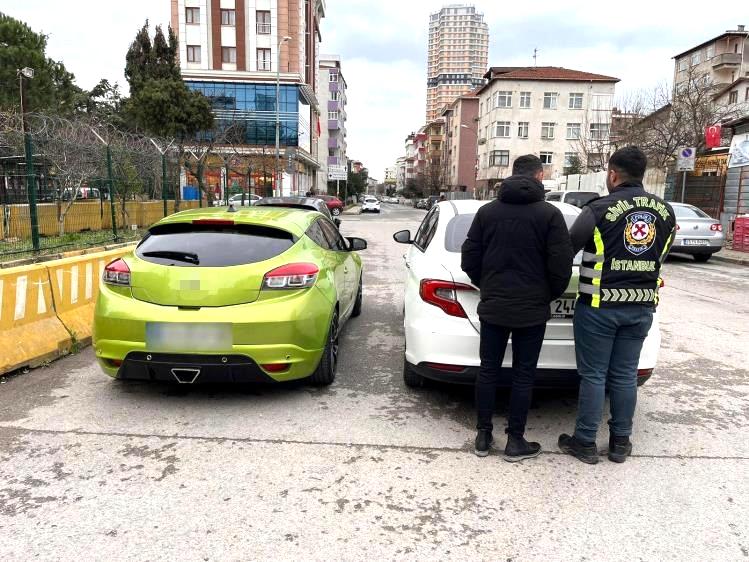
(316, 117), (321, 137)
(705, 124), (722, 148)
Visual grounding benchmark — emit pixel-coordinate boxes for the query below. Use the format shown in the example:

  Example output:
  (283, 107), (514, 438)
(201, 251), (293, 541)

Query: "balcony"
(328, 137), (339, 149)
(328, 156), (339, 166)
(327, 100), (339, 112)
(328, 119), (339, 130)
(712, 53), (741, 70)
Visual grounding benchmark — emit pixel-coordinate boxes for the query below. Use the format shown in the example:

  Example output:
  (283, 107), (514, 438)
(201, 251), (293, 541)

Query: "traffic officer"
(559, 146), (676, 464)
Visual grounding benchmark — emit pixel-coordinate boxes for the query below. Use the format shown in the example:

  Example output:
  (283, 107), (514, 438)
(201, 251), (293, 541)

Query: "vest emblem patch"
(623, 211), (657, 255)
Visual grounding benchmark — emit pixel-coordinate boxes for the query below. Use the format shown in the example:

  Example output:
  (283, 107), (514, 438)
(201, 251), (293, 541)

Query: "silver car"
(670, 203), (724, 262)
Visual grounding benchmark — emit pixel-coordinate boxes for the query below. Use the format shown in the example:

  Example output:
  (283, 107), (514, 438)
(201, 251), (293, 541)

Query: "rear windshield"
(674, 205), (709, 218)
(136, 223), (295, 267)
(564, 192), (599, 208)
(444, 210), (580, 253)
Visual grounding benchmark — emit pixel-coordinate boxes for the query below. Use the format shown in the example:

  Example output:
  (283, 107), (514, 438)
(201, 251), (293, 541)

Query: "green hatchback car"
(93, 206), (366, 386)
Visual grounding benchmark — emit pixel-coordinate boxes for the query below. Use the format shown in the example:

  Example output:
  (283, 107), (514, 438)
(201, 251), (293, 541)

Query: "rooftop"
(673, 26), (748, 59)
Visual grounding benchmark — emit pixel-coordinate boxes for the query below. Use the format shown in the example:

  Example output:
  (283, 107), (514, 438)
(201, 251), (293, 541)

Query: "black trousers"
(475, 321), (546, 437)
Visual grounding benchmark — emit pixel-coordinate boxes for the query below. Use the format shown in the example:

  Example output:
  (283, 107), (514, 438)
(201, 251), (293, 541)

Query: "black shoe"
(474, 430), (494, 457)
(503, 435), (542, 463)
(558, 433), (599, 464)
(608, 435), (632, 463)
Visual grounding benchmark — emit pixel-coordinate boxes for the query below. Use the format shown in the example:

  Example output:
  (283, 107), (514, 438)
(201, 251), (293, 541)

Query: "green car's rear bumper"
(93, 284), (334, 383)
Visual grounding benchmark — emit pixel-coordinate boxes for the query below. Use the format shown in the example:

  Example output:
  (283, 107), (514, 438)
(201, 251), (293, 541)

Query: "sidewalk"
(342, 204), (361, 215)
(711, 246), (749, 266)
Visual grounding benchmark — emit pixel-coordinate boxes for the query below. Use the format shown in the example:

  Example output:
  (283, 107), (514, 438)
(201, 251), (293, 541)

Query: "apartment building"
(475, 66), (619, 188)
(384, 166), (397, 185)
(172, 0), (326, 196)
(673, 25), (749, 91)
(426, 4), (489, 122)
(395, 157), (407, 190)
(316, 55), (347, 190)
(441, 93), (479, 192)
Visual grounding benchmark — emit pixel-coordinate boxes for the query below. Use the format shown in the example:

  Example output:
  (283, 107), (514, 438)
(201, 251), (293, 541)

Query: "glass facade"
(186, 81), (300, 146)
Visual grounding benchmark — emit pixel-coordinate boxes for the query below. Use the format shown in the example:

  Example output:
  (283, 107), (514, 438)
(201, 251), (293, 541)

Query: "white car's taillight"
(103, 258), (131, 286)
(263, 263), (319, 290)
(419, 279), (475, 318)
(710, 223), (722, 232)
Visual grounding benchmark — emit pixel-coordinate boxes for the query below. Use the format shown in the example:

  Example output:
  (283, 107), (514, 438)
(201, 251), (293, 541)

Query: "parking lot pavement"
(1, 204), (747, 560)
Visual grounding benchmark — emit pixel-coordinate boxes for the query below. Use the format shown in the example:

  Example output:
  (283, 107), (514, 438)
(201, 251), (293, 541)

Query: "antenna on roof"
(533, 48), (539, 67)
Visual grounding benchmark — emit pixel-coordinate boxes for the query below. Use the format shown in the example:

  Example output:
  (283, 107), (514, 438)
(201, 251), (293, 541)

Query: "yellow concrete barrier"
(0, 263), (72, 374)
(46, 246), (135, 347)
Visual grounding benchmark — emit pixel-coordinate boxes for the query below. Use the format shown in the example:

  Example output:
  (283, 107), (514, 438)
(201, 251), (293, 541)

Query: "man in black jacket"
(462, 155), (573, 461)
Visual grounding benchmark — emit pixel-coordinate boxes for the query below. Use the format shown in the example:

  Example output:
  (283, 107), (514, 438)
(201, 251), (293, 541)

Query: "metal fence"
(0, 111), (196, 262)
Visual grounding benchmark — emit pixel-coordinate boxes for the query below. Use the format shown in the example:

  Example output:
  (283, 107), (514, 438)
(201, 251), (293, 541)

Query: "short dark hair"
(512, 154), (543, 177)
(608, 146), (647, 181)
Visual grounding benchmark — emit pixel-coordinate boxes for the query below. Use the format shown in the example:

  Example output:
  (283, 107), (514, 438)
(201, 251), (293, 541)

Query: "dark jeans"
(475, 321), (546, 437)
(573, 301), (654, 444)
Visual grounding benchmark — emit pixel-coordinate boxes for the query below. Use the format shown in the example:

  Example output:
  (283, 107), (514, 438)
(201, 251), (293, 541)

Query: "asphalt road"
(1, 203), (747, 561)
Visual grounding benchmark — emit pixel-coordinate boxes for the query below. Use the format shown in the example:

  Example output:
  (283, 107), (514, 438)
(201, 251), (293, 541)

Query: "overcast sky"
(4, 0), (745, 180)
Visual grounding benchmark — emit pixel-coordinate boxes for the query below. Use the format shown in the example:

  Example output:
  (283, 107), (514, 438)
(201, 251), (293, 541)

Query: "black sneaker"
(558, 433), (599, 464)
(503, 435), (542, 463)
(608, 435), (632, 463)
(474, 430), (494, 457)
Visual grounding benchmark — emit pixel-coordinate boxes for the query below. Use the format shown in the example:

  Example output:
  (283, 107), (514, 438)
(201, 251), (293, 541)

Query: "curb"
(711, 253), (749, 266)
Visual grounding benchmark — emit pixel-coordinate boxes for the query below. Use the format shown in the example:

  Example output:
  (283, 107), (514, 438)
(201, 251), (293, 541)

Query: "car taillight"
(710, 223), (722, 232)
(262, 263), (319, 290)
(103, 258), (131, 286)
(419, 279), (474, 318)
(637, 368), (653, 377)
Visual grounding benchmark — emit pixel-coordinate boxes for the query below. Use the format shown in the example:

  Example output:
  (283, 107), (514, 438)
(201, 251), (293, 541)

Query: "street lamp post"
(275, 36), (292, 197)
(19, 67), (40, 251)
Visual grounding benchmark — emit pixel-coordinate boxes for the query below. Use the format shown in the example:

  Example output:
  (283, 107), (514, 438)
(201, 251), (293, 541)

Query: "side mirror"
(347, 237), (367, 251)
(334, 217), (342, 228)
(393, 230), (413, 244)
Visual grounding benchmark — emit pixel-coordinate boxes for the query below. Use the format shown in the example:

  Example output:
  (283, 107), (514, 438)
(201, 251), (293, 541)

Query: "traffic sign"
(676, 147), (696, 172)
(328, 165), (347, 181)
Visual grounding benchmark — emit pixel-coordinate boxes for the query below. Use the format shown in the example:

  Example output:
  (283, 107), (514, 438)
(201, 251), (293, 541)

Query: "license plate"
(551, 298), (575, 318)
(146, 323), (232, 352)
(683, 239), (709, 246)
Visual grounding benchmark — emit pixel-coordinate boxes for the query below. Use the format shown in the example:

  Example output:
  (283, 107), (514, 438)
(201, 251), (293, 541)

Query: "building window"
(517, 122), (529, 138)
(479, 102), (484, 115)
(569, 93), (584, 109)
(540, 152), (553, 165)
(541, 122), (555, 139)
(331, 91), (339, 101)
(186, 45), (201, 63)
(489, 150), (509, 167)
(494, 121), (510, 138)
(589, 123), (610, 140)
(729, 90), (738, 104)
(221, 9), (236, 26)
(566, 123), (581, 139)
(706, 45), (714, 59)
(543, 92), (559, 109)
(222, 47), (237, 64)
(679, 59), (687, 72)
(256, 10), (271, 34)
(329, 73), (338, 82)
(494, 90), (512, 108)
(328, 111), (339, 120)
(564, 152), (578, 167)
(691, 51), (701, 66)
(520, 91), (531, 108)
(185, 7), (200, 24)
(257, 48), (271, 71)
(745, 87), (749, 101)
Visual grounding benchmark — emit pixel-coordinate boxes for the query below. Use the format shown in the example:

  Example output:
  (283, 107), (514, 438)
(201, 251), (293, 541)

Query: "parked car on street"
(426, 195), (441, 210)
(213, 193), (262, 207)
(255, 196), (340, 227)
(393, 200), (661, 388)
(544, 190), (600, 208)
(315, 194), (345, 216)
(415, 199), (428, 209)
(361, 196), (381, 213)
(669, 202), (724, 262)
(94, 206), (367, 386)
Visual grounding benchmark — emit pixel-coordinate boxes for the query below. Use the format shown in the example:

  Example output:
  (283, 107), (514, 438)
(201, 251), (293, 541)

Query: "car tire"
(403, 357), (424, 388)
(331, 207), (342, 216)
(694, 254), (711, 263)
(309, 310), (339, 386)
(352, 276), (363, 317)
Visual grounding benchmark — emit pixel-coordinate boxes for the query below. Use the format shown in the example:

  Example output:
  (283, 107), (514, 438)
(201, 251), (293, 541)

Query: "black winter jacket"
(461, 175), (574, 328)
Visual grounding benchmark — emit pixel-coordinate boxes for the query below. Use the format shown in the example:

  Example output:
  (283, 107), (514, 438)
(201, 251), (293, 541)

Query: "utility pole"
(150, 138), (174, 217)
(275, 36), (291, 197)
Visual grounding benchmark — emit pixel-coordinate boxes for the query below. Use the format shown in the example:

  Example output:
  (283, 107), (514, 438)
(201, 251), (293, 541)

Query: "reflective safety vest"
(578, 185), (676, 308)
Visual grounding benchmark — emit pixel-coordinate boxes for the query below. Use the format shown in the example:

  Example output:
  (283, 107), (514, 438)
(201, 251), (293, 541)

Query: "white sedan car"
(361, 196), (381, 213)
(213, 193), (262, 207)
(393, 200), (661, 388)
